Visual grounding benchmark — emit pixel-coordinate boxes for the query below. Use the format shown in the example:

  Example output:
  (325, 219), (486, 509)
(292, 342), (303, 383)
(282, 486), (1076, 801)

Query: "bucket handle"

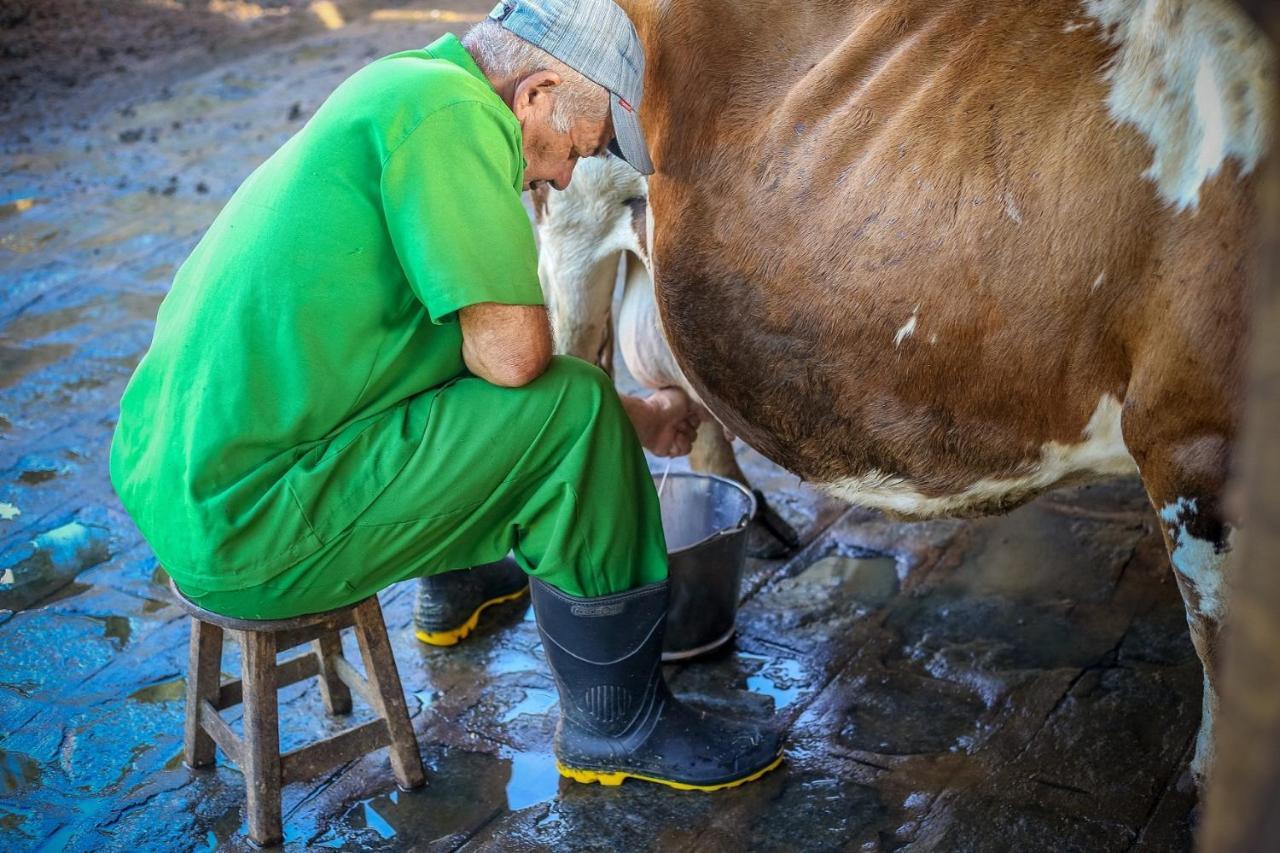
(723, 510), (753, 535)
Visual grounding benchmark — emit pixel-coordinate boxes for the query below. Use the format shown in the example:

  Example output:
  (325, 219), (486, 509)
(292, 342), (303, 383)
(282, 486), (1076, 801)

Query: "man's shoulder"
(352, 49), (500, 113)
(329, 50), (515, 154)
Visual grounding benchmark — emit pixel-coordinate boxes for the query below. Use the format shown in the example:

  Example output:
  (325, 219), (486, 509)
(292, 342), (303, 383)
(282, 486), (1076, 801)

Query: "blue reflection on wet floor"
(742, 655), (807, 709)
(504, 749), (560, 811)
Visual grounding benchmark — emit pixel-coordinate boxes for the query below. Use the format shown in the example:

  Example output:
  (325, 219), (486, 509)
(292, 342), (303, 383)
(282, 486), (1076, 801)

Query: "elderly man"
(110, 0), (782, 791)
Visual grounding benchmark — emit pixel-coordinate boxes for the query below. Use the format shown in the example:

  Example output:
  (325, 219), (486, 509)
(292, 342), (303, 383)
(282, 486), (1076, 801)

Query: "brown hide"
(619, 0), (1257, 509)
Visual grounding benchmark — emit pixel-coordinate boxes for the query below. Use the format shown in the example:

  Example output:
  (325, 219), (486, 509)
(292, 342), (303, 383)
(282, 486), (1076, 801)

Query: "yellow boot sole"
(556, 753), (784, 792)
(414, 586), (529, 646)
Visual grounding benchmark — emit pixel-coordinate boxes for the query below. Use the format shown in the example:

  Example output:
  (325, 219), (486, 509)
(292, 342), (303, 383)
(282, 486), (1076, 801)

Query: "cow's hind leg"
(687, 421), (799, 558)
(1124, 419), (1236, 788)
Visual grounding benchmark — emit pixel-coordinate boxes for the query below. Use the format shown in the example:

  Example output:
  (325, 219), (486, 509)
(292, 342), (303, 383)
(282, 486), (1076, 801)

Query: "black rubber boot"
(531, 578), (784, 790)
(413, 557), (529, 646)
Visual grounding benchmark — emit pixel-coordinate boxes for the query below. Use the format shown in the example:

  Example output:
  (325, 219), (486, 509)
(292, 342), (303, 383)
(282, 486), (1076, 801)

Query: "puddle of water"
(0, 228), (60, 254)
(32, 521), (89, 555)
(0, 197), (40, 218)
(792, 553), (898, 608)
(141, 597), (170, 614)
(214, 73), (265, 101)
(18, 469), (58, 485)
(291, 43), (341, 62)
(140, 262), (174, 282)
(38, 579), (92, 607)
(486, 645), (542, 678)
(0, 299), (91, 342)
(740, 654), (808, 709)
(304, 786), (425, 848)
(129, 677), (185, 704)
(504, 749), (560, 811)
(214, 812), (314, 850)
(92, 614), (133, 650)
(361, 796), (397, 839)
(498, 686), (557, 724)
(0, 341), (75, 390)
(150, 565), (170, 588)
(0, 749), (42, 795)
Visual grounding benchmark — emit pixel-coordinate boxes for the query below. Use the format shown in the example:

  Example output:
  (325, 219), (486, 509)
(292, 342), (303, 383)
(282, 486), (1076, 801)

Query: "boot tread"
(556, 754), (784, 791)
(414, 586), (528, 646)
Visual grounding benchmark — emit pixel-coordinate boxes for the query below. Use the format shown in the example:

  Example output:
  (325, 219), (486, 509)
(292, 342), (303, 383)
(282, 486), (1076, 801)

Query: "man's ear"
(511, 70), (562, 123)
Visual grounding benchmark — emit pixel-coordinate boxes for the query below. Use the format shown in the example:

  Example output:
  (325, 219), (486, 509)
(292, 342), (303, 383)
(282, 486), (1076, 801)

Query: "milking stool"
(170, 580), (425, 845)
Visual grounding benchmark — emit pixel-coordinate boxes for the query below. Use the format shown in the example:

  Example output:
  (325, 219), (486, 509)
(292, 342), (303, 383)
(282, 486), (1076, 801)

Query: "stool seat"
(169, 580), (360, 632)
(171, 577), (425, 846)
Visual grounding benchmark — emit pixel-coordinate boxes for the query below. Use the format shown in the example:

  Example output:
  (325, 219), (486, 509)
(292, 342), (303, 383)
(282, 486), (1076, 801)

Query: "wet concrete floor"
(1, 3), (1200, 850)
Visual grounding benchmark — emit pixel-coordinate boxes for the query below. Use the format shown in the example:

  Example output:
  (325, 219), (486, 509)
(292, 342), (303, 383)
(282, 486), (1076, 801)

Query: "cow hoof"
(748, 489), (801, 559)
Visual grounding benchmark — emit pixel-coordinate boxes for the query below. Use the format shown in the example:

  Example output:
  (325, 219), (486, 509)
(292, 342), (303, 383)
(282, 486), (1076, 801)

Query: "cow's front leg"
(1127, 425), (1235, 790)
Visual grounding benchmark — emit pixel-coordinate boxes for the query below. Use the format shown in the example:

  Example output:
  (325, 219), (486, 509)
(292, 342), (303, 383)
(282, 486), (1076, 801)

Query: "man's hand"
(620, 388), (701, 457)
(459, 302), (553, 387)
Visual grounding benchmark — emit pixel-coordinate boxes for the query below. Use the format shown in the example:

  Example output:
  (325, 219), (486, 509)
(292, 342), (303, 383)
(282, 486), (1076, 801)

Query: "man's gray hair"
(463, 19), (609, 132)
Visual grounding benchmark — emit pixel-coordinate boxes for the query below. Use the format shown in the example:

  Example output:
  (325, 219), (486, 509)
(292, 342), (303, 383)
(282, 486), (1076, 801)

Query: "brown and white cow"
(536, 0), (1275, 787)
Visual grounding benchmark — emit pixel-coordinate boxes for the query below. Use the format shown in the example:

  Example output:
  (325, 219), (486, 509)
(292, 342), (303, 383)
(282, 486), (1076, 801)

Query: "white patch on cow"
(822, 394), (1137, 517)
(1090, 271), (1106, 292)
(1192, 671), (1216, 777)
(1160, 496), (1230, 621)
(929, 333), (938, 345)
(0, 502), (19, 521)
(1083, 0), (1275, 211)
(1063, 19), (1093, 32)
(1193, 58), (1228, 184)
(1157, 494), (1230, 778)
(1002, 190), (1023, 224)
(894, 309), (919, 348)
(1159, 495), (1197, 523)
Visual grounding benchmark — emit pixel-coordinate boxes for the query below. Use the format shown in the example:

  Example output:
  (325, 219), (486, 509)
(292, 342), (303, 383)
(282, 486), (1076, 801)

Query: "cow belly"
(820, 395), (1139, 518)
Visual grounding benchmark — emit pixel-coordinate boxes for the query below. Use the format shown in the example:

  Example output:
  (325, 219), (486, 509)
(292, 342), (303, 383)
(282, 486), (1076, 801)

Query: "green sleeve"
(380, 100), (544, 323)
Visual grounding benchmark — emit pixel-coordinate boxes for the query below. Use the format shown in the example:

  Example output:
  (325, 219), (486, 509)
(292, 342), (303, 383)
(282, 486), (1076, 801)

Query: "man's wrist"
(619, 392), (651, 429)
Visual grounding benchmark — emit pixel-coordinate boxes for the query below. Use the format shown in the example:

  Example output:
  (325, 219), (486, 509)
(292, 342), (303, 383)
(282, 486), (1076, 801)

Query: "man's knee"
(541, 354), (611, 386)
(537, 355), (614, 404)
(526, 355), (629, 437)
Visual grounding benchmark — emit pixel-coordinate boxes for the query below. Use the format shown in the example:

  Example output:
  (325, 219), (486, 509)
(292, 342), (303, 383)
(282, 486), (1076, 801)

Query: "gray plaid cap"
(488, 0), (653, 175)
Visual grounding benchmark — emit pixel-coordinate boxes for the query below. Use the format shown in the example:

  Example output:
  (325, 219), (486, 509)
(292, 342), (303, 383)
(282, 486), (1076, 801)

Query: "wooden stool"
(171, 581), (425, 845)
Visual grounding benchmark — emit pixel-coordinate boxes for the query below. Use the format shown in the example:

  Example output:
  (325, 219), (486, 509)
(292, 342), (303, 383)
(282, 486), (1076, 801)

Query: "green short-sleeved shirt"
(109, 34), (543, 590)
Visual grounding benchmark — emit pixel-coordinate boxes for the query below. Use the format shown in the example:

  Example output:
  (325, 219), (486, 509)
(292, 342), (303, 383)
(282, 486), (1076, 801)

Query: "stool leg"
(352, 597), (426, 790)
(241, 631), (283, 846)
(184, 619), (223, 769)
(313, 632), (353, 716)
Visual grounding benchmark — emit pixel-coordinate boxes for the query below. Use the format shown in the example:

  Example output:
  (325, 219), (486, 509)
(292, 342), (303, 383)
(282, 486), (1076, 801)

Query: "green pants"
(178, 356), (668, 619)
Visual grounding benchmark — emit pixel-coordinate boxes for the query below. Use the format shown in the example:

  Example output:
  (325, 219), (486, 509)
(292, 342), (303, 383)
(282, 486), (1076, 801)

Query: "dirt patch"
(0, 0), (316, 135)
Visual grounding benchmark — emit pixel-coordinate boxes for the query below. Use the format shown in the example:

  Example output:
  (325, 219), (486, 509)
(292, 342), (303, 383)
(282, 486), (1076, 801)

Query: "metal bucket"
(653, 472), (757, 661)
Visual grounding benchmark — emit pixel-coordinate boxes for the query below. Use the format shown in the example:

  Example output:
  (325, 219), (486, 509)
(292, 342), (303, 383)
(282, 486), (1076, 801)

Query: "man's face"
(510, 73), (613, 191)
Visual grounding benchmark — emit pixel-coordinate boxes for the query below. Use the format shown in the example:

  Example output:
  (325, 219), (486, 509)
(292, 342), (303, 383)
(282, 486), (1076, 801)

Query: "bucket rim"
(651, 471), (758, 555)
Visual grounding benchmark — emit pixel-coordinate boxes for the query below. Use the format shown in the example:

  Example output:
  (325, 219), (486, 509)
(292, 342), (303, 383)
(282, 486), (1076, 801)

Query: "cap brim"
(608, 92), (654, 176)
